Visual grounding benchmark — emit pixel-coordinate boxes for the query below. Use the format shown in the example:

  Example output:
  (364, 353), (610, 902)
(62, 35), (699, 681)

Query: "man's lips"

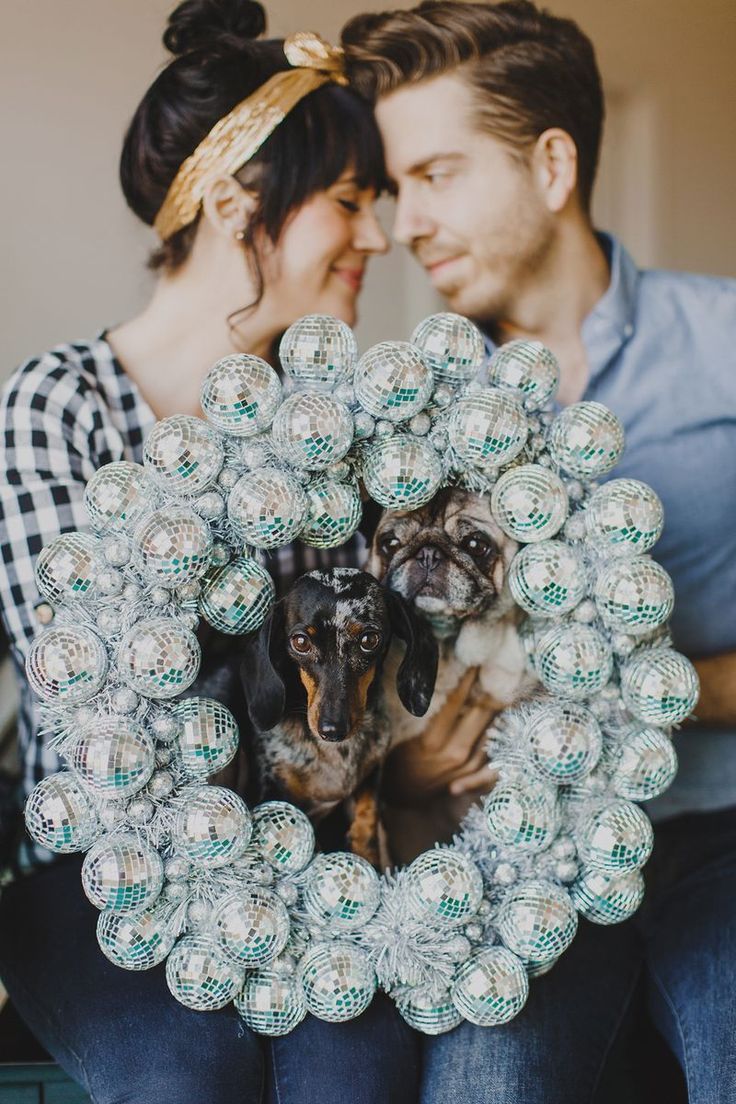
(422, 255), (463, 278)
(331, 267), (364, 292)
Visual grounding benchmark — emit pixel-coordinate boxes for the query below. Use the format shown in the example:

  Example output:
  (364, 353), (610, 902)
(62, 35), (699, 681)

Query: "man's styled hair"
(342, 0), (604, 211)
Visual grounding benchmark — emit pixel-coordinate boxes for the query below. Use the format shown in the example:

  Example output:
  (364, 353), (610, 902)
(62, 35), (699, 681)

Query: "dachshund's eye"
(290, 633), (312, 654)
(462, 533), (492, 559)
(359, 630), (381, 653)
(380, 533), (401, 555)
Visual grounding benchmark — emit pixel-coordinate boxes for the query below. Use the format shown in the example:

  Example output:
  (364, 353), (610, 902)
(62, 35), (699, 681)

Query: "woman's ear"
(385, 589), (438, 717)
(240, 601), (286, 732)
(201, 175), (258, 240)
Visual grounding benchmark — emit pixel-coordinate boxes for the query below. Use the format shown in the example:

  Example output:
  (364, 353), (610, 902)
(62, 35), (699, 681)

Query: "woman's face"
(258, 172), (389, 328)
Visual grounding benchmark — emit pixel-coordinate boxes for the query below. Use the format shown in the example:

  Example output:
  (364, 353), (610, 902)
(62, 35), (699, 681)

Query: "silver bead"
(111, 687), (140, 714)
(353, 412), (375, 440)
(374, 419), (395, 438)
(123, 582), (142, 603)
(195, 491), (226, 519)
(99, 803), (126, 831)
(97, 568), (124, 596)
(148, 770), (175, 798)
(150, 586), (171, 608)
(433, 385), (453, 408)
(409, 412), (432, 436)
(217, 467), (240, 490)
(554, 860), (579, 883)
(103, 536), (131, 567)
(572, 599), (598, 624)
(151, 713), (180, 743)
(164, 857), (191, 882)
(127, 796), (155, 824)
(97, 608), (123, 634)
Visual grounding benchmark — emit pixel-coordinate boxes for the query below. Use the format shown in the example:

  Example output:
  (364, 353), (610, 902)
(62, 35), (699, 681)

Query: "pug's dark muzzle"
(385, 529), (497, 618)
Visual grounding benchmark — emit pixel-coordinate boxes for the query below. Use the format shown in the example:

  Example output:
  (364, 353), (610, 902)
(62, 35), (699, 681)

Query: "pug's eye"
(462, 533), (492, 559)
(380, 533), (401, 555)
(290, 633), (312, 654)
(359, 630), (381, 653)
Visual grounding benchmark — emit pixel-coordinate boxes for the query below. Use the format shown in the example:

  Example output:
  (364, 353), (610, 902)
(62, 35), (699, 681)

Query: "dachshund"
(239, 567), (438, 865)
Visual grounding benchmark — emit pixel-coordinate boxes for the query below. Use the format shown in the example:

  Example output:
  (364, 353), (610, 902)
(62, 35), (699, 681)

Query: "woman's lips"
(332, 267), (364, 293)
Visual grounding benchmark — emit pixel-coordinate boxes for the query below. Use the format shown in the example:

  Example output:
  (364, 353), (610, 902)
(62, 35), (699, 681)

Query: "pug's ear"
(385, 589), (438, 717)
(240, 602), (286, 732)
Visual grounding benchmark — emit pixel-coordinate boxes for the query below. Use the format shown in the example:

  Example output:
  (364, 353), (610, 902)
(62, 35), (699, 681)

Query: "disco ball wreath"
(24, 313), (699, 1036)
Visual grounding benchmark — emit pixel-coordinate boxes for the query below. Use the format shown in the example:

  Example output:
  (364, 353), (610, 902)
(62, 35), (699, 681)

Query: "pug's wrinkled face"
(367, 488), (518, 635)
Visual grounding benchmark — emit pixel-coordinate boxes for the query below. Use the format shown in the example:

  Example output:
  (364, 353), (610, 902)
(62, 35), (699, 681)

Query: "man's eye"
(462, 534), (492, 559)
(359, 631), (381, 653)
(290, 633), (312, 654)
(380, 534), (401, 554)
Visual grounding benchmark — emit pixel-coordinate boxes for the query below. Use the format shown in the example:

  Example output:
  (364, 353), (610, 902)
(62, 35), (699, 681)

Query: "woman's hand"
(382, 667), (501, 806)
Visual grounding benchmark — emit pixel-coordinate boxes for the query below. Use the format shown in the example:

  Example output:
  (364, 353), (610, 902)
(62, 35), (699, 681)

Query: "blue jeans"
(0, 855), (419, 1104)
(420, 806), (736, 1104)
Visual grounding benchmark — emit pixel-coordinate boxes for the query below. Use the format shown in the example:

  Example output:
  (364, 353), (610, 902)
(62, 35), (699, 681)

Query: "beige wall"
(2, 0), (734, 375)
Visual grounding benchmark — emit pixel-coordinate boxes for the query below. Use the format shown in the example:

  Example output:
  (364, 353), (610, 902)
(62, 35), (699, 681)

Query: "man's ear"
(532, 128), (578, 214)
(385, 589), (438, 717)
(201, 175), (258, 239)
(240, 601), (286, 732)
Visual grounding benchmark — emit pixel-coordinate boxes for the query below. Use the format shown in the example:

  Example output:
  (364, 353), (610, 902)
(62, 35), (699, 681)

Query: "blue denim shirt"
(488, 233), (736, 820)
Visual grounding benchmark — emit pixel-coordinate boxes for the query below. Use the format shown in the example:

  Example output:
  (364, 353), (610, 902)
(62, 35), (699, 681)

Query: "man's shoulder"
(637, 265), (736, 326)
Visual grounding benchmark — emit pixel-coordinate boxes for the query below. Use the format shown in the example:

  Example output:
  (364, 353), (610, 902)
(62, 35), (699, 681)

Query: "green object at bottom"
(0, 1064), (90, 1103)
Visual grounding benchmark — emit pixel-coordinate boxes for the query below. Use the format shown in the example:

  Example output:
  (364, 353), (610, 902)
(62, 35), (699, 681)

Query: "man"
(342, 3), (736, 1101)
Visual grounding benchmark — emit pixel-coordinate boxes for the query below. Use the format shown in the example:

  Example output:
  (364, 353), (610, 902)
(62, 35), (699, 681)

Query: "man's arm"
(690, 651), (736, 726)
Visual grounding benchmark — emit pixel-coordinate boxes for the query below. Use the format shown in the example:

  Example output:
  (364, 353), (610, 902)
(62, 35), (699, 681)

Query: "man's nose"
(392, 189), (434, 247)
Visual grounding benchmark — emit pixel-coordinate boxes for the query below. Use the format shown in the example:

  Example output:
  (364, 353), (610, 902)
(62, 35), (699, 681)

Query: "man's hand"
(382, 667), (500, 807)
(690, 650), (736, 726)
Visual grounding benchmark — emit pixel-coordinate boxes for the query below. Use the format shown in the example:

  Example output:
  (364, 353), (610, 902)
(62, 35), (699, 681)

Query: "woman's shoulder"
(1, 334), (117, 423)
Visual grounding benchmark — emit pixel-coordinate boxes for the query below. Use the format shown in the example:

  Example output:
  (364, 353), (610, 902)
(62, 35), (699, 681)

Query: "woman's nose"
(354, 205), (390, 255)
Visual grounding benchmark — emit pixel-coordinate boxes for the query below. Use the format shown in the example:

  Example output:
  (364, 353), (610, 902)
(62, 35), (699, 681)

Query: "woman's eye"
(359, 631), (381, 653)
(338, 198), (360, 213)
(380, 534), (401, 554)
(462, 534), (491, 559)
(290, 633), (312, 654)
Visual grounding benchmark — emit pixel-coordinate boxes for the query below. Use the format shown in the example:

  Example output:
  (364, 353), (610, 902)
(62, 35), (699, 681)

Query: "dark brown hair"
(120, 0), (385, 275)
(342, 0), (603, 211)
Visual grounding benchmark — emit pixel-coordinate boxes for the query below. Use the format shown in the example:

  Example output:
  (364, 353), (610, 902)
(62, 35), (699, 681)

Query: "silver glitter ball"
(235, 969), (308, 1036)
(123, 582), (142, 603)
(143, 415), (224, 496)
(84, 461), (153, 533)
(199, 556), (275, 634)
(127, 796), (155, 824)
(97, 569), (125, 596)
(397, 988), (463, 1035)
(585, 479), (664, 556)
(564, 513), (587, 542)
(194, 490), (226, 520)
(151, 713), (180, 743)
(572, 598), (598, 624)
(298, 942), (376, 1023)
(612, 726), (678, 801)
(303, 852), (381, 929)
(164, 857), (190, 882)
(493, 862), (518, 887)
(451, 946), (529, 1026)
(374, 419), (395, 438)
(98, 804), (126, 831)
(97, 609), (123, 635)
(620, 647), (699, 727)
(363, 435), (443, 510)
(24, 772), (99, 854)
(271, 392), (354, 471)
(217, 467), (240, 491)
(170, 697), (240, 780)
(201, 354), (282, 436)
(594, 557), (674, 634)
(570, 867), (645, 925)
(486, 340), (560, 410)
(227, 468), (308, 549)
(71, 718), (155, 798)
(302, 477), (362, 549)
(26, 625), (108, 705)
(103, 536), (131, 568)
(166, 934), (244, 1011)
(187, 900), (213, 928)
(404, 849), (483, 927)
(35, 533), (100, 605)
(353, 412), (376, 440)
(172, 785), (252, 869)
(355, 341), (433, 423)
(111, 687), (140, 714)
(509, 540), (586, 617)
(214, 888), (290, 967)
(134, 506), (212, 588)
(548, 402), (625, 479)
(555, 860), (579, 883)
(578, 800), (654, 873)
(147, 769), (175, 798)
(525, 703), (602, 783)
(97, 904), (175, 970)
(118, 618), (200, 699)
(149, 586), (170, 608)
(433, 385), (453, 408)
(81, 834), (164, 913)
(410, 313), (485, 386)
(496, 880), (578, 967)
(485, 779), (559, 851)
(251, 801), (315, 874)
(279, 315), (358, 391)
(491, 465), (568, 542)
(536, 623), (613, 699)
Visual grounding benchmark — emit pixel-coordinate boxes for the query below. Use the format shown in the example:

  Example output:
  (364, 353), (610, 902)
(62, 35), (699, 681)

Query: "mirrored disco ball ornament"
(612, 726), (678, 801)
(497, 880), (578, 967)
(251, 801), (315, 874)
(448, 390), (528, 469)
(71, 718), (155, 798)
(25, 773), (99, 853)
(579, 800), (654, 873)
(97, 905), (175, 970)
(548, 402), (625, 479)
(410, 313), (485, 386)
(172, 785), (252, 868)
(301, 477), (362, 548)
(451, 946), (529, 1026)
(537, 624), (613, 699)
(214, 888), (290, 967)
(594, 557), (674, 634)
(199, 556), (275, 634)
(363, 435), (443, 510)
(81, 834), (164, 913)
(166, 934), (244, 1011)
(404, 849), (483, 927)
(170, 697), (239, 780)
(525, 703), (602, 783)
(35, 533), (100, 604)
(26, 625), (108, 705)
(200, 354), (282, 436)
(143, 415), (224, 496)
(118, 618), (200, 699)
(491, 465), (568, 542)
(486, 340), (560, 410)
(397, 988), (462, 1035)
(484, 779), (558, 851)
(279, 315), (358, 391)
(236, 969), (308, 1036)
(298, 942), (377, 1023)
(227, 468), (308, 549)
(303, 852), (381, 929)
(354, 341), (434, 422)
(134, 506), (212, 588)
(620, 647), (699, 726)
(84, 461), (153, 533)
(509, 540), (586, 617)
(271, 392), (353, 470)
(570, 867), (645, 925)
(585, 479), (664, 555)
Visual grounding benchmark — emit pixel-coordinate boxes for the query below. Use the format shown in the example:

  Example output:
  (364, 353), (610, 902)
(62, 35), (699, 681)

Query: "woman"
(0, 2), (419, 1101)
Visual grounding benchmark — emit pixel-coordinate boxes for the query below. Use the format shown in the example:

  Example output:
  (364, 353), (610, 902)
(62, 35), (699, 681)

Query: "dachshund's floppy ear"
(240, 601), (286, 732)
(385, 589), (439, 717)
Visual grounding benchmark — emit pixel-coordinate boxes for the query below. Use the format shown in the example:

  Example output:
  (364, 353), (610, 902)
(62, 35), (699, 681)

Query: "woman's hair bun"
(163, 0), (266, 56)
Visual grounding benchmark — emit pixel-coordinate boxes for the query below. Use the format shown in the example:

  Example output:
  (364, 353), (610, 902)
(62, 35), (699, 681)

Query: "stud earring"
(234, 228), (246, 242)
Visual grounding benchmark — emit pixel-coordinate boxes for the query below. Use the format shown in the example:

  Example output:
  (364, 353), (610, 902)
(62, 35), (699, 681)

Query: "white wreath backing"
(23, 314), (699, 1036)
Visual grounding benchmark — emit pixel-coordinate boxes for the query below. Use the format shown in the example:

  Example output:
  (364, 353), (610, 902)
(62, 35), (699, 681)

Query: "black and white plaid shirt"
(0, 333), (365, 871)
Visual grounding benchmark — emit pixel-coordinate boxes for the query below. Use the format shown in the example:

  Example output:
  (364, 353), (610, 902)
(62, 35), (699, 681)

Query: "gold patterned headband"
(153, 31), (348, 242)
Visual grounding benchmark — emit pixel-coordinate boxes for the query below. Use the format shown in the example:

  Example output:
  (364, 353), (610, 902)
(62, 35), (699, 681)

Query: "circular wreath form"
(24, 314), (699, 1036)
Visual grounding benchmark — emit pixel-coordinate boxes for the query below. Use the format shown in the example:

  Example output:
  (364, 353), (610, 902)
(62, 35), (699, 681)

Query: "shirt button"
(34, 602), (55, 625)
(623, 323), (634, 338)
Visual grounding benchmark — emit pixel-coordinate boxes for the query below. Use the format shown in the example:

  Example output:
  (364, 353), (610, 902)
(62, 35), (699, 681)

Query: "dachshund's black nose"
(318, 721), (348, 742)
(417, 545), (444, 571)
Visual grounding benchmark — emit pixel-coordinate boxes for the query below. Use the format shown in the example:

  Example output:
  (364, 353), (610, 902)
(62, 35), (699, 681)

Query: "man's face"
(375, 73), (555, 322)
